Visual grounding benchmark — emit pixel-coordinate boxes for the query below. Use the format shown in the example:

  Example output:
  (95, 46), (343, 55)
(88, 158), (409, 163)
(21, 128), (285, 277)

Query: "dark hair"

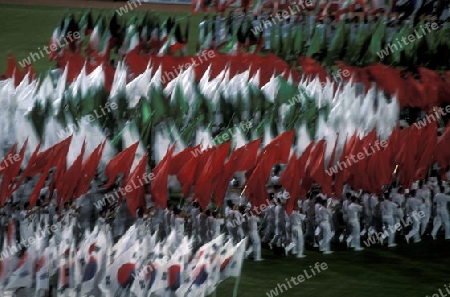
(418, 180), (424, 188)
(351, 196), (357, 203)
(136, 207), (144, 218)
(226, 200), (234, 208)
(99, 206), (108, 216)
(205, 209), (211, 216)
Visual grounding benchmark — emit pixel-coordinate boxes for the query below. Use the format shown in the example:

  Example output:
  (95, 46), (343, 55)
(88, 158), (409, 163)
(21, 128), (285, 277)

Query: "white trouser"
(262, 219), (274, 242)
(292, 227), (305, 257)
(406, 214), (421, 242)
(250, 231), (261, 260)
(382, 216), (395, 245)
(319, 221), (331, 252)
(349, 219), (361, 248)
(270, 222), (285, 246)
(431, 208), (450, 239)
(420, 211), (430, 235)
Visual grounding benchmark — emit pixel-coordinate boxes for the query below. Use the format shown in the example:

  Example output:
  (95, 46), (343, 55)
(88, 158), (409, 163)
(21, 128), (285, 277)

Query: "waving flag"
(151, 145), (176, 209)
(124, 153), (148, 217)
(35, 248), (50, 294)
(6, 251), (33, 291)
(104, 141), (139, 188)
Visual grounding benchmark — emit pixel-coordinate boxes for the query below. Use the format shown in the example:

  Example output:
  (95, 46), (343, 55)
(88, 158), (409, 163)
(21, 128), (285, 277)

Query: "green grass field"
(2, 4), (450, 297)
(0, 4), (201, 74)
(216, 238), (450, 297)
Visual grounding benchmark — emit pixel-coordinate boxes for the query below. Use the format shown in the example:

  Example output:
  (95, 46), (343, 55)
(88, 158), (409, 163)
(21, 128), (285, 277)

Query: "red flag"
(418, 67), (450, 109)
(11, 141), (42, 193)
(177, 154), (199, 198)
(245, 155), (273, 209)
(169, 146), (200, 175)
(124, 153), (148, 218)
(5, 139), (28, 198)
(415, 121), (437, 180)
(57, 141), (86, 205)
(366, 63), (406, 105)
(297, 141), (315, 197)
(436, 124), (450, 172)
(298, 56), (331, 85)
(195, 142), (231, 210)
(104, 141), (139, 188)
(0, 143), (18, 206)
(309, 139), (332, 195)
(259, 130), (294, 165)
(279, 153), (300, 215)
(6, 54), (24, 87)
(151, 145), (176, 209)
(229, 139), (261, 172)
(27, 136), (73, 177)
(29, 160), (52, 208)
(245, 132), (293, 209)
(75, 140), (106, 197)
(48, 137), (73, 199)
(213, 139), (262, 206)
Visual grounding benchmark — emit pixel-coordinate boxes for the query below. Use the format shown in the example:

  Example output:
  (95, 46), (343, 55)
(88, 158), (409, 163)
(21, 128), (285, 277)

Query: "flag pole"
(232, 274), (241, 297)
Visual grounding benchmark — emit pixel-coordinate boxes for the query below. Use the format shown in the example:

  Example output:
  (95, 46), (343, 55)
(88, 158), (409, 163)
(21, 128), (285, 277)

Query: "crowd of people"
(3, 161), (450, 270)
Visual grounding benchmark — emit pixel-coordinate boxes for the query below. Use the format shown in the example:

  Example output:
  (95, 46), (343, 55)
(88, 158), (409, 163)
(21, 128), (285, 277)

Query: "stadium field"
(0, 1), (200, 74)
(1, 2), (450, 297)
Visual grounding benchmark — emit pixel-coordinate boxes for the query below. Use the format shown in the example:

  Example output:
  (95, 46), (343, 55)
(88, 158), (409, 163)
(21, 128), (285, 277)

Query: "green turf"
(215, 238), (450, 297)
(0, 4), (202, 74)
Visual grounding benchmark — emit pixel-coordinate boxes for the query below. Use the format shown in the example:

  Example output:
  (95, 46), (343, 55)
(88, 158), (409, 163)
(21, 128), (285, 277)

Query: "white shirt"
(318, 206), (332, 223)
(348, 203), (362, 222)
(274, 205), (285, 226)
(290, 211), (306, 228)
(248, 216), (259, 233)
(434, 193), (450, 209)
(393, 193), (405, 209)
(405, 197), (420, 214)
(381, 200), (397, 217)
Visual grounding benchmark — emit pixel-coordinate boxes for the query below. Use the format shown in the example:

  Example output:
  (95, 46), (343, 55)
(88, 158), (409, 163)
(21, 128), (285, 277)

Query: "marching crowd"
(2, 161), (450, 268)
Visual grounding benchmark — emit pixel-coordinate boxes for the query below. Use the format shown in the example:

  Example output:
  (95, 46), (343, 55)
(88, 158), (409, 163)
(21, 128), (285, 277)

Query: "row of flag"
(0, 102), (448, 218)
(0, 216), (247, 296)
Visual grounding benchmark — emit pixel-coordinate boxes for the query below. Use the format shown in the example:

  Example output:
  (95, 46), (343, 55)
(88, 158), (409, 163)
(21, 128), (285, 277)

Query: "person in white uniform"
(317, 198), (333, 254)
(405, 189), (422, 243)
(380, 191), (398, 247)
(431, 185), (450, 240)
(347, 196), (364, 251)
(270, 198), (287, 249)
(290, 203), (306, 258)
(245, 206), (264, 261)
(417, 180), (431, 235)
(262, 197), (276, 245)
